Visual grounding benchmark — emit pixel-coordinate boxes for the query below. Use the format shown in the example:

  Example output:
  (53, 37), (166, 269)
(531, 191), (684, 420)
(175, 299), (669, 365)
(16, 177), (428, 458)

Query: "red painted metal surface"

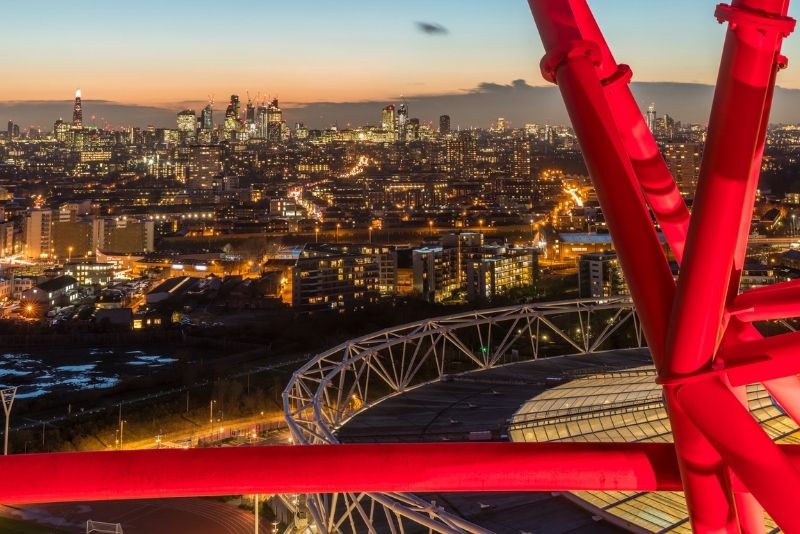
(529, 0), (800, 531)
(0, 443), (687, 504)
(1, 3), (800, 532)
(0, 443), (799, 506)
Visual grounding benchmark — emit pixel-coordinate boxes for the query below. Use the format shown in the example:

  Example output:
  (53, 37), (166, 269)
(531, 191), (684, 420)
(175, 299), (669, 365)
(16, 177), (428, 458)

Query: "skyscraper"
(396, 103), (408, 141)
(200, 104), (214, 130)
(246, 99), (255, 124)
(439, 115), (451, 133)
(229, 94), (240, 119)
(73, 89), (83, 128)
(256, 106), (268, 138)
(646, 102), (656, 133)
(267, 98), (282, 142)
(54, 119), (70, 142)
(224, 95), (240, 139)
(381, 105), (396, 132)
(176, 110), (197, 142)
(6, 121), (12, 140)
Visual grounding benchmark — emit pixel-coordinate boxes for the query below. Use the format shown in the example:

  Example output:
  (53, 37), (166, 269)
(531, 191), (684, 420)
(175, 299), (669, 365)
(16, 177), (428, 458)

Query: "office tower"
(655, 114), (675, 141)
(407, 118), (420, 141)
(228, 94), (240, 119)
(200, 104), (214, 130)
(224, 96), (240, 139)
(396, 103), (408, 140)
(73, 89), (83, 128)
(54, 119), (70, 142)
(6, 121), (12, 139)
(439, 115), (451, 133)
(512, 138), (531, 179)
(267, 98), (282, 142)
(646, 102), (656, 133)
(255, 106), (268, 138)
(496, 117), (507, 131)
(176, 110), (197, 142)
(381, 105), (396, 132)
(246, 99), (256, 125)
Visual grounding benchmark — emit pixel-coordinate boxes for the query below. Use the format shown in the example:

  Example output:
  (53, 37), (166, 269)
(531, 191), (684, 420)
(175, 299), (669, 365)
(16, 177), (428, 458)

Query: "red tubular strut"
(0, 6), (799, 534)
(1, 443), (800, 505)
(528, 0), (800, 532)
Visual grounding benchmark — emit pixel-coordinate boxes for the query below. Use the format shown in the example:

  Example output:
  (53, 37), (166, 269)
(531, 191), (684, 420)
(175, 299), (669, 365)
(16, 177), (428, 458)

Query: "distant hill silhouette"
(3, 81), (800, 131)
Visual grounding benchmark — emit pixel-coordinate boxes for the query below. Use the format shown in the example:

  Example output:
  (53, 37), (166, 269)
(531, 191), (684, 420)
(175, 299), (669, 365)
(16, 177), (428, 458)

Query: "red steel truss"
(1, 2), (800, 532)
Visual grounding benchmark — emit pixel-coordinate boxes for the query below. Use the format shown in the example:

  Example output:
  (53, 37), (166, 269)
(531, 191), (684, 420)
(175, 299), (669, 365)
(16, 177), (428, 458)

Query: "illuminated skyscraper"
(200, 104), (214, 130)
(228, 94), (240, 119)
(646, 102), (656, 133)
(381, 105), (396, 132)
(73, 89), (83, 128)
(246, 99), (256, 125)
(256, 106), (268, 138)
(396, 103), (408, 140)
(224, 95), (240, 139)
(54, 119), (70, 142)
(176, 110), (197, 142)
(267, 98), (282, 142)
(439, 115), (451, 133)
(407, 118), (420, 141)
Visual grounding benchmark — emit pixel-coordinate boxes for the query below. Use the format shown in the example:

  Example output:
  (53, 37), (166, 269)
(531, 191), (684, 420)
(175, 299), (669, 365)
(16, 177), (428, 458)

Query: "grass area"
(0, 517), (71, 534)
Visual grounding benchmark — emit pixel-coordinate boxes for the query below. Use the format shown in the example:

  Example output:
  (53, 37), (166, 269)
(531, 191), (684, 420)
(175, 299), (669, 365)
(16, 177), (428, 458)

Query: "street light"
(428, 220), (434, 236)
(478, 219), (484, 233)
(119, 420), (126, 450)
(209, 399), (216, 441)
(67, 246), (73, 262)
(336, 223), (341, 243)
(314, 227), (320, 243)
(1, 387), (16, 455)
(368, 226), (373, 243)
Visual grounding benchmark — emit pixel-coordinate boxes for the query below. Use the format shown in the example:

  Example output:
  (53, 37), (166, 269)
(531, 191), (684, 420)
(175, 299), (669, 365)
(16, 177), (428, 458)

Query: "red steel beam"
(664, 0), (793, 377)
(527, 0), (674, 368)
(557, 0), (692, 263)
(0, 442), (689, 504)
(528, 2), (737, 530)
(678, 379), (800, 530)
(3, 443), (800, 506)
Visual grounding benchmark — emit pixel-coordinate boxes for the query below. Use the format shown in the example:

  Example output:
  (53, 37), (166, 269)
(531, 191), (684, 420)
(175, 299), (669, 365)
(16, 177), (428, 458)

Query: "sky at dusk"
(3, 1), (800, 128)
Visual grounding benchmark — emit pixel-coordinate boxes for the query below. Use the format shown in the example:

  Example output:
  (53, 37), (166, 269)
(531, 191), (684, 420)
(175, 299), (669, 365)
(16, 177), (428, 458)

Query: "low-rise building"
(21, 275), (79, 308)
(64, 261), (115, 286)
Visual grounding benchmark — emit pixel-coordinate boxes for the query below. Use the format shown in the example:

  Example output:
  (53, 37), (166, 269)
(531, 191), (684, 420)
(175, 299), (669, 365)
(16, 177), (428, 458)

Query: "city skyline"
(3, 1), (800, 109)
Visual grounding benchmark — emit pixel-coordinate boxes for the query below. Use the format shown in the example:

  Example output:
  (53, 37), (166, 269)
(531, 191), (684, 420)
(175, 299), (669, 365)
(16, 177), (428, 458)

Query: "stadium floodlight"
(1, 387), (16, 456)
(86, 520), (122, 534)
